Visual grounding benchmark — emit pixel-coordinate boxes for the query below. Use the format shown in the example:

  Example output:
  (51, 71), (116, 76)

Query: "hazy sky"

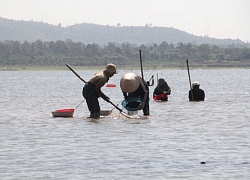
(1, 0), (249, 42)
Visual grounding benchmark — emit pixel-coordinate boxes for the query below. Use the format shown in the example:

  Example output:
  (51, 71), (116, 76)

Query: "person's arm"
(123, 91), (128, 99)
(164, 86), (171, 95)
(95, 78), (109, 101)
(201, 90), (205, 101)
(188, 90), (192, 101)
(167, 87), (171, 95)
(137, 77), (148, 109)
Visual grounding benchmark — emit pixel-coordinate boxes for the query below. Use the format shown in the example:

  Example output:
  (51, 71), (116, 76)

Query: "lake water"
(1, 69), (250, 179)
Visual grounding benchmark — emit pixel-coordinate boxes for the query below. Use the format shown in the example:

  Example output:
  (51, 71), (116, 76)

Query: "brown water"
(1, 69), (250, 179)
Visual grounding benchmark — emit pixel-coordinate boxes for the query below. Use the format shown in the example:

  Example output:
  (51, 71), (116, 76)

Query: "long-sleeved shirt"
(189, 89), (205, 101)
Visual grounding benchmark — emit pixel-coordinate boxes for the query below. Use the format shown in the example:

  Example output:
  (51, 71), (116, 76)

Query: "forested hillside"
(0, 17), (246, 46)
(1, 39), (250, 68)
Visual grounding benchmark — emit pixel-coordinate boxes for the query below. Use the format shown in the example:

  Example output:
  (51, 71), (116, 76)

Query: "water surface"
(1, 69), (250, 179)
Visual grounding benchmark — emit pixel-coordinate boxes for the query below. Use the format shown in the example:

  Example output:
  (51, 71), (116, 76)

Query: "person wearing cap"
(120, 73), (149, 116)
(82, 63), (117, 118)
(189, 81), (205, 101)
(153, 78), (171, 101)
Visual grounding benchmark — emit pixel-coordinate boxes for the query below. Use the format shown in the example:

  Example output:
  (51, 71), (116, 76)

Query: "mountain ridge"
(0, 17), (245, 46)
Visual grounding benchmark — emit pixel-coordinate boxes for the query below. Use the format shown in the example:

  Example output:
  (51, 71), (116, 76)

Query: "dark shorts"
(82, 83), (100, 113)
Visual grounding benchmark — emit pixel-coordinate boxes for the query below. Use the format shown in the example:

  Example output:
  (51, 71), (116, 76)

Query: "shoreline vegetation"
(1, 39), (250, 72)
(1, 61), (250, 71)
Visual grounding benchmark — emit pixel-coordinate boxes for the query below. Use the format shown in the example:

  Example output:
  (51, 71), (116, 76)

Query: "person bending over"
(120, 73), (149, 116)
(82, 63), (117, 118)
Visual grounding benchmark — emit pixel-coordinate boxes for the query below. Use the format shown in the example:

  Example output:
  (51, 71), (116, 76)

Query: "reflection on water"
(0, 69), (250, 179)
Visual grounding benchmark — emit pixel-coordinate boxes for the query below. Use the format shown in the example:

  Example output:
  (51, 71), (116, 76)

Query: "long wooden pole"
(139, 49), (144, 81)
(66, 63), (86, 83)
(186, 59), (194, 101)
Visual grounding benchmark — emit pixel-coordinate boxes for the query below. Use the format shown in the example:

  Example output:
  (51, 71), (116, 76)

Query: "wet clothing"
(153, 89), (169, 101)
(189, 89), (205, 101)
(82, 71), (109, 117)
(123, 78), (149, 116)
(83, 82), (100, 114)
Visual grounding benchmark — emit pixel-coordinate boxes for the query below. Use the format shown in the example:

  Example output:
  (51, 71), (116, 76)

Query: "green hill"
(0, 17), (245, 46)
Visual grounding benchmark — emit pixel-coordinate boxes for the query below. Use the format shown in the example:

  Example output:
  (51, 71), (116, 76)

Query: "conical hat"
(120, 73), (140, 93)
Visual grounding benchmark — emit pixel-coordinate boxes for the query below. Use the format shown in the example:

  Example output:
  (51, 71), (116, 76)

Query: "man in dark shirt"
(189, 82), (205, 101)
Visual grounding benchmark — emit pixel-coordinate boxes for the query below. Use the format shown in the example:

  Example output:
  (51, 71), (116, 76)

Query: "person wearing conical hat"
(189, 81), (205, 101)
(82, 63), (117, 118)
(153, 78), (171, 101)
(120, 73), (149, 116)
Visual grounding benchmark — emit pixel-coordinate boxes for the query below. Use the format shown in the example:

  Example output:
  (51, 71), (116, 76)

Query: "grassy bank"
(1, 65), (105, 71)
(1, 61), (250, 71)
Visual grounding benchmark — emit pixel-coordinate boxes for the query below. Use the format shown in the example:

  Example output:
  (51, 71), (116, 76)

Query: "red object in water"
(52, 108), (74, 118)
(106, 84), (116, 87)
(153, 93), (168, 101)
(55, 108), (74, 112)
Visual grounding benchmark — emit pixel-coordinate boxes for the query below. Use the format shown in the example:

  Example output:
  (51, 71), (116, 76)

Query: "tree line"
(1, 39), (250, 67)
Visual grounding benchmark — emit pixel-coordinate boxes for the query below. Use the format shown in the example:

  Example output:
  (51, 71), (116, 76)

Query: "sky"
(1, 0), (250, 42)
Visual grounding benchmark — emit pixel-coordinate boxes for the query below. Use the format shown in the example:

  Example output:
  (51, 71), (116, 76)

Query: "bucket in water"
(52, 108), (74, 118)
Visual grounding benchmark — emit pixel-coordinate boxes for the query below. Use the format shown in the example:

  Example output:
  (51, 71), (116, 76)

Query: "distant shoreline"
(1, 62), (250, 71)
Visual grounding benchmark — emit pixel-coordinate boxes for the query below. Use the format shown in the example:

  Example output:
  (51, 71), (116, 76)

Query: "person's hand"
(138, 102), (145, 110)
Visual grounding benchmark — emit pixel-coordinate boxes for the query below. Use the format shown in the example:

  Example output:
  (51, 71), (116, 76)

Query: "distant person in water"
(153, 78), (171, 101)
(189, 81), (205, 101)
(120, 73), (149, 116)
(82, 63), (117, 118)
